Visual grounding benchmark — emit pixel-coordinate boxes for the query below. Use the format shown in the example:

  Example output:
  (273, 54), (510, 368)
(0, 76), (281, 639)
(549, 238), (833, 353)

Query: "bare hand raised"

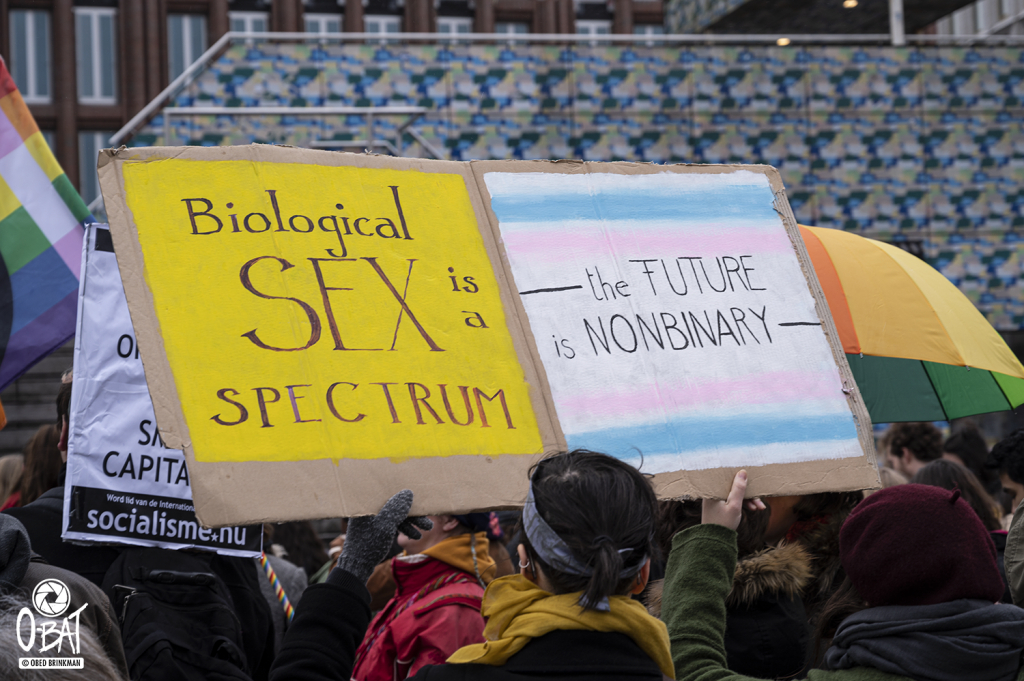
(701, 470), (766, 531)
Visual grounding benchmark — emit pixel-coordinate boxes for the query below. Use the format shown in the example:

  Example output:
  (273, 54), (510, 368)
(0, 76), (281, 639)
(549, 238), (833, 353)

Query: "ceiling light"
(843, 0), (858, 8)
(776, 38), (791, 46)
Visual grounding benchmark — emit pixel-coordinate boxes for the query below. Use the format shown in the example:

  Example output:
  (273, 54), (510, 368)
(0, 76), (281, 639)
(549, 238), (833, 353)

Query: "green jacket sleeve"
(662, 524), (758, 681)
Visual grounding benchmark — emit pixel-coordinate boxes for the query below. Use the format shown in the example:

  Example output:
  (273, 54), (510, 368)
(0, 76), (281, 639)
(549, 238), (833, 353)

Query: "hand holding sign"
(338, 490), (433, 584)
(700, 471), (766, 531)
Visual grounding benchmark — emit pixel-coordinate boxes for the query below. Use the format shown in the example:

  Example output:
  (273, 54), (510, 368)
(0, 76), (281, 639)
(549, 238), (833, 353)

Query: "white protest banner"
(474, 161), (879, 499)
(62, 224), (261, 556)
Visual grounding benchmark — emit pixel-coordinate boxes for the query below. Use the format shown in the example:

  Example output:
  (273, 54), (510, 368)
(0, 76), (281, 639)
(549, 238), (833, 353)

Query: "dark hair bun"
(525, 449), (657, 610)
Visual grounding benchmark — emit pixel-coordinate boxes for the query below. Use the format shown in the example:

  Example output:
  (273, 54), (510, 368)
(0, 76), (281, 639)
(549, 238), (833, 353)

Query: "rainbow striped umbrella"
(800, 225), (1024, 423)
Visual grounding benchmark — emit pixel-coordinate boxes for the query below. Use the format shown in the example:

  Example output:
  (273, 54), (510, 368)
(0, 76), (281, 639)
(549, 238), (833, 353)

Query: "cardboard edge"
(760, 167), (880, 491)
(467, 160), (567, 454)
(461, 163), (565, 457)
(652, 456), (879, 500)
(179, 455), (542, 527)
(98, 149), (194, 454)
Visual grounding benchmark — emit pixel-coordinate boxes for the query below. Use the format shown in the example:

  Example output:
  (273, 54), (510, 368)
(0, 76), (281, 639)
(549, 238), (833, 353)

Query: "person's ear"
(440, 515), (460, 533)
(901, 447), (915, 467)
(517, 544), (537, 583)
(630, 558), (652, 595)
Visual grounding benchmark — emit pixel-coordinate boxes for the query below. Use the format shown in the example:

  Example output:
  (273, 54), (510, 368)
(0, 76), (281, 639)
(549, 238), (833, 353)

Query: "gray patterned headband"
(522, 478), (646, 609)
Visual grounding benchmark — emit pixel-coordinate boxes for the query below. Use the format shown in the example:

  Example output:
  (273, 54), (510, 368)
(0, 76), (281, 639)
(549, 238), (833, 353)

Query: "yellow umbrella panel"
(800, 226), (1024, 423)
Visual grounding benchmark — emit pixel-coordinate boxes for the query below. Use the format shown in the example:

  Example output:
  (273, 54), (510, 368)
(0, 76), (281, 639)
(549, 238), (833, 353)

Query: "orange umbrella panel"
(800, 225), (1024, 378)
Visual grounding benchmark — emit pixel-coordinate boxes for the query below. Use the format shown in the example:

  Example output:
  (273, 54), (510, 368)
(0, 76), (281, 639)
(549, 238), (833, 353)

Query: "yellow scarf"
(420, 532), (497, 584)
(447, 574), (674, 678)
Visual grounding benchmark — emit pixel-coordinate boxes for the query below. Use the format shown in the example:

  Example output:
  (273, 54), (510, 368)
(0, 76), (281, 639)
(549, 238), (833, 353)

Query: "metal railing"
(106, 29), (1024, 151)
(162, 105), (433, 156)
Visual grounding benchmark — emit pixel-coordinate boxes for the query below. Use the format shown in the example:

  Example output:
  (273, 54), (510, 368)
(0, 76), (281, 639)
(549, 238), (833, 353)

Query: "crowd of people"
(2, 378), (1024, 681)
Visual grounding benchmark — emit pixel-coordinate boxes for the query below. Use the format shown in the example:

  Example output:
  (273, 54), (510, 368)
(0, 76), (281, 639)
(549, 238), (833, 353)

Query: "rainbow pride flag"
(0, 59), (90, 390)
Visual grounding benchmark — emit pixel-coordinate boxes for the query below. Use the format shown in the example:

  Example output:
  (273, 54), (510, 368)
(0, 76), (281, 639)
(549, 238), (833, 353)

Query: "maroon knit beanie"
(839, 483), (1004, 607)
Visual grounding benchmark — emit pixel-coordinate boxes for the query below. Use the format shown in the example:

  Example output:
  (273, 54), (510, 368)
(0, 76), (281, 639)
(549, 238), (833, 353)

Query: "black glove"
(336, 490), (433, 583)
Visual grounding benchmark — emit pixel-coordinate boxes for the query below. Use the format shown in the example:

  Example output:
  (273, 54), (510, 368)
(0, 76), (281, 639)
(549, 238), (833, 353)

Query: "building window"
(79, 131), (114, 205)
(230, 12), (269, 33)
(168, 15), (207, 81)
(9, 10), (51, 104)
(633, 24), (665, 35)
(633, 24), (665, 43)
(438, 17), (472, 34)
(75, 8), (117, 105)
(364, 15), (402, 33)
(364, 15), (401, 42)
(305, 13), (342, 34)
(495, 22), (529, 34)
(576, 20), (611, 37)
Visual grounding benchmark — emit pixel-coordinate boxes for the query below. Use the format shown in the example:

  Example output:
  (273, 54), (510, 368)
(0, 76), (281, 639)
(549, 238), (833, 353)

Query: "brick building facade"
(1, 0), (664, 205)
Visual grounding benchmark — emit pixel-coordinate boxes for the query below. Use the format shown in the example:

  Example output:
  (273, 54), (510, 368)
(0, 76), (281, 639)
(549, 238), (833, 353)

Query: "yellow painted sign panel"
(121, 159), (543, 463)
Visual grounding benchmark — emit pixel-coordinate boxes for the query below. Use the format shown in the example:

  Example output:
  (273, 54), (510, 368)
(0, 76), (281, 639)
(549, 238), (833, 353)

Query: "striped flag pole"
(259, 553), (295, 622)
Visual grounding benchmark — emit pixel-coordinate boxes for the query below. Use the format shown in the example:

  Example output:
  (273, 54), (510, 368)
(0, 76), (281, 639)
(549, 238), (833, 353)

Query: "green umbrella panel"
(846, 354), (1024, 423)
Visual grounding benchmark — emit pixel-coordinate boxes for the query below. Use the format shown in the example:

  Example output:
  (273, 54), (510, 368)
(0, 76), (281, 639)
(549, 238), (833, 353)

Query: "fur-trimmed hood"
(727, 540), (813, 608)
(647, 540), (812, 617)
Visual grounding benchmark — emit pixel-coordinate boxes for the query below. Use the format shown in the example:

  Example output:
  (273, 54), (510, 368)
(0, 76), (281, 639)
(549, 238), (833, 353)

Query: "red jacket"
(352, 534), (494, 681)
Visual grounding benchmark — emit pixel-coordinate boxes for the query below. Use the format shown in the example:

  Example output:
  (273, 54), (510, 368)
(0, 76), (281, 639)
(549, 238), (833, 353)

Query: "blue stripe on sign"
(566, 413), (859, 458)
(10, 246), (79, 336)
(489, 185), (779, 225)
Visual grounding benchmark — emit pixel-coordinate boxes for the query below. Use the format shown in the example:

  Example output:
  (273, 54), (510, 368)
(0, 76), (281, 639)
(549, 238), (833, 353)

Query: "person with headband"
(270, 449), (675, 681)
(664, 471), (1024, 681)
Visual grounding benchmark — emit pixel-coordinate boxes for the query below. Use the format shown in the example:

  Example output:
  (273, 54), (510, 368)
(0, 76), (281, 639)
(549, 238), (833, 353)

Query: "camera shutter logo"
(31, 579), (70, 617)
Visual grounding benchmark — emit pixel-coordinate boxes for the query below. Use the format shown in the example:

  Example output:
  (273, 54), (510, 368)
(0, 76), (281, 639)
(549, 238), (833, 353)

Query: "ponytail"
(585, 537), (628, 610)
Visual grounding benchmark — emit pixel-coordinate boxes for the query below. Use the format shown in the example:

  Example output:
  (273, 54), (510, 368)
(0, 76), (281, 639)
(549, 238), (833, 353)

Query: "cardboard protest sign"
(63, 224), (261, 556)
(98, 146), (876, 527)
(472, 161), (878, 500)
(99, 147), (564, 527)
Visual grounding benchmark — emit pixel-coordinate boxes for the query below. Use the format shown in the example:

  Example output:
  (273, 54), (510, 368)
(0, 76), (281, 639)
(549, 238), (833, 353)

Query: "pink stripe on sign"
(557, 371), (841, 420)
(501, 227), (793, 264)
(54, 224), (85, 279)
(0, 106), (23, 160)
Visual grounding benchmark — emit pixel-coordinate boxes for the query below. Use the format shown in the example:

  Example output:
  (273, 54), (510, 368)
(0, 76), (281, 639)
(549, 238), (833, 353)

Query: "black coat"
(271, 568), (667, 681)
(270, 568), (372, 681)
(7, 486), (276, 681)
(4, 486), (121, 586)
(993, 530), (1013, 605)
(724, 590), (808, 679)
(648, 539), (811, 679)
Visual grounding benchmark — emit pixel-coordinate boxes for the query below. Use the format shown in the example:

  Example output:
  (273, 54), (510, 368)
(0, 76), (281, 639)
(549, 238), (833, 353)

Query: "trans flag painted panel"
(486, 169), (861, 473)
(0, 59), (90, 389)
